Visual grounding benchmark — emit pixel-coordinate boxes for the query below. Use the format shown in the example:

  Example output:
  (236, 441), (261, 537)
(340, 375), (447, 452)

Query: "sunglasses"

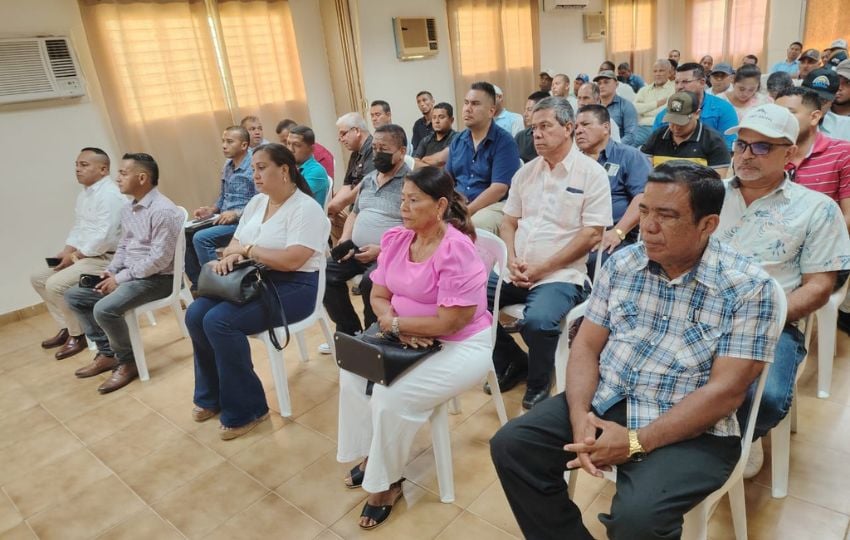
(733, 140), (792, 156)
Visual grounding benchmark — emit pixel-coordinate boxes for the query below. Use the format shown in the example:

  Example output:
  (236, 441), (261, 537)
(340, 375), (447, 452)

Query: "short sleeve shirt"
(413, 130), (457, 159)
(411, 117), (435, 150)
(597, 140), (651, 223)
(787, 131), (850, 202)
(445, 122), (521, 203)
(351, 164), (409, 247)
(642, 121), (731, 170)
(514, 127), (537, 163)
(343, 135), (375, 187)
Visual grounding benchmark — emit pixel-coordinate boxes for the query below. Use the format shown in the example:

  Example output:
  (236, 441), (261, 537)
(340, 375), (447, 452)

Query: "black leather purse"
(334, 323), (442, 386)
(197, 261), (290, 350)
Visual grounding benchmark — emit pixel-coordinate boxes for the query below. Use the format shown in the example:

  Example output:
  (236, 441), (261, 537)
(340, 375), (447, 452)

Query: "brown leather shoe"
(55, 335), (88, 360)
(219, 412), (269, 440)
(192, 406), (219, 422)
(97, 363), (138, 394)
(75, 354), (119, 378)
(41, 328), (69, 349)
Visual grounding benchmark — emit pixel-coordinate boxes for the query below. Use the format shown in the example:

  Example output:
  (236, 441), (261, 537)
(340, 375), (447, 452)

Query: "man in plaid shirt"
(490, 161), (783, 540)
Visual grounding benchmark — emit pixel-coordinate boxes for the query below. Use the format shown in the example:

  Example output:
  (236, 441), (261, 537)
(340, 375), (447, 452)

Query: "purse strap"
(256, 266), (290, 351)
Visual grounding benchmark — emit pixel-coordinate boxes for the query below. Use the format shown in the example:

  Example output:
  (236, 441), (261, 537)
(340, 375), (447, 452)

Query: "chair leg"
(264, 334), (292, 417)
(486, 368), (508, 426)
(771, 414), (791, 498)
(430, 402), (455, 503)
(145, 311), (157, 327)
(566, 468), (578, 500)
(790, 392), (798, 434)
(125, 311), (150, 382)
(817, 305), (837, 399)
(681, 501), (710, 540)
(318, 312), (336, 357)
(171, 301), (189, 338)
(448, 397), (462, 415)
(554, 329), (570, 394)
(295, 333), (310, 363)
(727, 479), (749, 540)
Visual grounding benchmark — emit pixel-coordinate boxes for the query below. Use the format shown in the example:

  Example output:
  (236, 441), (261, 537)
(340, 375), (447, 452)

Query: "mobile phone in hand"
(331, 240), (358, 262)
(46, 257), (61, 268)
(78, 274), (101, 288)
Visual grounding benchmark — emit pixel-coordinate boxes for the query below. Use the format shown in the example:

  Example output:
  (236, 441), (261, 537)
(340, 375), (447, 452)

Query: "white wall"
(0, 0), (118, 315)
(764, 0), (806, 68)
(538, 0), (607, 80)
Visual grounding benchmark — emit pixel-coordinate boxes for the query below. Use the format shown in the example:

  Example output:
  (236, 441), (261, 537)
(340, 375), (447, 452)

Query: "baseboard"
(0, 303), (47, 327)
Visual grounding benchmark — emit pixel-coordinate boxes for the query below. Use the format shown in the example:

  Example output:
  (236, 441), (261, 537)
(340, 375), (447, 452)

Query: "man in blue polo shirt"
(446, 81), (521, 234)
(286, 124), (330, 206)
(653, 62), (738, 150)
(770, 41), (803, 77)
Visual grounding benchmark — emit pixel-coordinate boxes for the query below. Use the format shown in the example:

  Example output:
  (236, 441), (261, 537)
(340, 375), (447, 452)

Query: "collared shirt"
(634, 80), (675, 126)
(214, 150), (255, 214)
(411, 116), (435, 150)
(351, 163), (409, 247)
(787, 131), (850, 202)
(503, 144), (612, 288)
(413, 130), (457, 159)
(654, 92), (739, 150)
(597, 140), (651, 223)
(343, 135), (374, 187)
(298, 156), (330, 207)
(771, 59), (800, 76)
(624, 74), (645, 93)
(606, 95), (639, 146)
(716, 176), (850, 296)
(65, 176), (126, 257)
(514, 127), (537, 163)
(820, 111), (850, 143)
(494, 109), (525, 136)
(586, 238), (779, 437)
(107, 188), (184, 284)
(642, 121), (731, 170)
(313, 143), (335, 179)
(616, 81), (636, 102)
(446, 121), (521, 203)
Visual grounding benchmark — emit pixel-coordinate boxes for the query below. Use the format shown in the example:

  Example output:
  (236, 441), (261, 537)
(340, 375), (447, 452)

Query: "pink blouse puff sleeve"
(368, 226), (411, 288)
(434, 227), (489, 309)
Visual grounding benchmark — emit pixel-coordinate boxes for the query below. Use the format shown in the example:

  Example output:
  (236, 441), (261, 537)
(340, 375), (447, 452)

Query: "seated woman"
(336, 166), (493, 529)
(718, 64), (769, 121)
(186, 143), (329, 440)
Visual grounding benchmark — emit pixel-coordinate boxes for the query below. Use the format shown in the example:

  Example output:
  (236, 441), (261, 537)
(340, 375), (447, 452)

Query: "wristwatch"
(628, 429), (647, 461)
(614, 228), (626, 241)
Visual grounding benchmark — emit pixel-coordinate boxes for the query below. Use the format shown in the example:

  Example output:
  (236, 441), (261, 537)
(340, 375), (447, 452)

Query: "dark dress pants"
(322, 256), (376, 335)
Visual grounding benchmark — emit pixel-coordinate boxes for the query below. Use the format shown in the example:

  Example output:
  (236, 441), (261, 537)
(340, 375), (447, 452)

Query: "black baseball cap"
(802, 68), (840, 100)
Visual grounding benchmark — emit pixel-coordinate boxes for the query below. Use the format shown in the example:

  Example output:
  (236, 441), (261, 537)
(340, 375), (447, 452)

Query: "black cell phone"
(45, 257), (61, 268)
(78, 273), (101, 288)
(232, 258), (255, 269)
(331, 240), (358, 262)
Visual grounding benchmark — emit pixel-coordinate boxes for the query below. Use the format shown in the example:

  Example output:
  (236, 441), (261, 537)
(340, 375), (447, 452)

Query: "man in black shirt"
(515, 91), (552, 162)
(412, 91), (436, 149)
(413, 102), (457, 168)
(328, 112), (375, 241)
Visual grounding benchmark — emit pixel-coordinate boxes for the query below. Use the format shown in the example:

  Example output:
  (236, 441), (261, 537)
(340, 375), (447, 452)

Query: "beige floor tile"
(435, 511), (519, 539)
(191, 412), (287, 459)
(64, 395), (151, 445)
(0, 388), (38, 424)
(570, 470), (610, 514)
(0, 374), (23, 395)
(581, 490), (613, 539)
(26, 475), (143, 540)
(153, 462), (267, 539)
(121, 434), (224, 503)
(0, 405), (60, 451)
(128, 364), (195, 410)
(4, 448), (112, 517)
(312, 529), (343, 540)
(404, 437), (497, 508)
(230, 421), (334, 489)
(295, 391), (340, 441)
(0, 523), (35, 540)
(275, 451), (368, 527)
(449, 401), (509, 447)
(798, 358), (850, 407)
(329, 481), (462, 540)
(466, 480), (523, 538)
(0, 492), (22, 535)
(206, 493), (324, 540)
(95, 507), (182, 540)
(792, 393), (850, 453)
(0, 424), (82, 484)
(150, 399), (204, 435)
(88, 412), (185, 473)
(40, 380), (127, 422)
(266, 370), (338, 419)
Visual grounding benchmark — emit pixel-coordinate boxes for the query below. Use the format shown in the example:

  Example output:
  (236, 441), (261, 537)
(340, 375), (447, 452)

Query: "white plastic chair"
(123, 207), (192, 382)
(429, 229), (510, 503)
(323, 175), (333, 211)
(567, 277), (787, 539)
(809, 279), (848, 399)
(249, 260), (334, 417)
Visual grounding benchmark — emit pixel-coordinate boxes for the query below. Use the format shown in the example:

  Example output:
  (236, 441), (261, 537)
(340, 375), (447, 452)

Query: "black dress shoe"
(483, 361), (528, 395)
(522, 382), (552, 410)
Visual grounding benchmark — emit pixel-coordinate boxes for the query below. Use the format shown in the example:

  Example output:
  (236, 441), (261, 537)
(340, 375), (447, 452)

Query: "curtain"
(607, 0), (656, 81)
(803, 0), (850, 53)
(318, 0), (367, 116)
(685, 0), (767, 68)
(446, 0), (539, 116)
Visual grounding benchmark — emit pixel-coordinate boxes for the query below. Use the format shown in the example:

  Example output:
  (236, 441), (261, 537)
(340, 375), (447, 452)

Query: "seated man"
(489, 96), (612, 410)
(286, 125), (330, 206)
(575, 105), (651, 276)
(802, 68), (850, 142)
(369, 100), (413, 155)
(446, 81), (521, 234)
(323, 124), (409, 339)
(594, 70), (639, 146)
(240, 115), (268, 149)
(411, 90), (435, 150)
(833, 59), (850, 117)
(706, 63), (734, 96)
(514, 91), (551, 163)
(642, 91), (731, 177)
(550, 74), (579, 120)
(576, 83), (621, 142)
(275, 118), (334, 178)
(184, 126), (254, 290)
(617, 62), (645, 93)
(633, 59), (675, 146)
(31, 147), (125, 360)
(491, 161), (782, 540)
(65, 153), (184, 394)
(413, 102), (457, 168)
(716, 104), (850, 476)
(327, 112), (375, 242)
(493, 85), (525, 136)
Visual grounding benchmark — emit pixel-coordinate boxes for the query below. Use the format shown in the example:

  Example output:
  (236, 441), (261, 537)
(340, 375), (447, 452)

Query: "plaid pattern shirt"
(585, 238), (779, 437)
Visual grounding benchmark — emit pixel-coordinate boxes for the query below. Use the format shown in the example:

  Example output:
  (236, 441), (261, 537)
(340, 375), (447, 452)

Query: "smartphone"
(232, 258), (255, 269)
(78, 273), (101, 289)
(45, 257), (61, 268)
(331, 239), (358, 262)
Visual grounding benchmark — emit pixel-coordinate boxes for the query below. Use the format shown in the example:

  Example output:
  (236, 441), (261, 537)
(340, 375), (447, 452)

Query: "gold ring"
(412, 337), (418, 344)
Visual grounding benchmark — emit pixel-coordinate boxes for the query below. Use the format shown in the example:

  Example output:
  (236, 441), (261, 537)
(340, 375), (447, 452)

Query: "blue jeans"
(184, 224), (238, 289)
(487, 274), (587, 389)
(737, 325), (807, 439)
(187, 271), (318, 427)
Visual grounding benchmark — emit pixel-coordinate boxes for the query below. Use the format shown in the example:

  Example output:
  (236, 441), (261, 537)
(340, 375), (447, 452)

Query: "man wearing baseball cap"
(796, 48), (822, 83)
(802, 68), (850, 142)
(539, 70), (554, 93)
(573, 74), (589, 97)
(824, 39), (848, 70)
(706, 63), (735, 96)
(594, 70), (639, 146)
(833, 59), (850, 117)
(716, 103), (850, 478)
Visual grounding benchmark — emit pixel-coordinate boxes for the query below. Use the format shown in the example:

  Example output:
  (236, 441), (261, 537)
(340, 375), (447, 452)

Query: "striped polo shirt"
(787, 131), (850, 202)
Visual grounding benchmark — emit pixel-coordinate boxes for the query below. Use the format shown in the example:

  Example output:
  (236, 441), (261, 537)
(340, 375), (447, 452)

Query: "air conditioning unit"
(583, 12), (606, 41)
(543, 0), (589, 11)
(0, 36), (86, 105)
(392, 17), (438, 61)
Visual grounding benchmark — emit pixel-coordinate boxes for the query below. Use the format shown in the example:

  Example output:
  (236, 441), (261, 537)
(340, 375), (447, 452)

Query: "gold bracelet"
(245, 244), (255, 259)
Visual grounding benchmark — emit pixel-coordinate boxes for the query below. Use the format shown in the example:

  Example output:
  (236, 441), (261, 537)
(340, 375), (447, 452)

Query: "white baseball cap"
(493, 85), (503, 96)
(827, 38), (848, 51)
(724, 104), (799, 144)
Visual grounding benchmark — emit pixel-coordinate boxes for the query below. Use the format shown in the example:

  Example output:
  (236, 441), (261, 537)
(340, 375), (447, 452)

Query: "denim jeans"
(487, 274), (587, 389)
(184, 224), (238, 289)
(64, 275), (173, 364)
(737, 325), (807, 439)
(322, 257), (376, 335)
(187, 271), (318, 428)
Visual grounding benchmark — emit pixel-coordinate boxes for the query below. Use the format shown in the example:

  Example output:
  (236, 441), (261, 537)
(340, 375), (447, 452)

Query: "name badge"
(604, 162), (619, 176)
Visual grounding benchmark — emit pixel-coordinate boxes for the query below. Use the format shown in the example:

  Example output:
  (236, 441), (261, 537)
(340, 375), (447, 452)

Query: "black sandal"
(359, 479), (405, 530)
(345, 462), (366, 489)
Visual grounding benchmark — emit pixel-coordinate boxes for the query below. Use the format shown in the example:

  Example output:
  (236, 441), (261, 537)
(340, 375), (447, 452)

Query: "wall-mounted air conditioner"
(583, 12), (606, 41)
(543, 0), (589, 11)
(392, 17), (438, 61)
(0, 36), (86, 105)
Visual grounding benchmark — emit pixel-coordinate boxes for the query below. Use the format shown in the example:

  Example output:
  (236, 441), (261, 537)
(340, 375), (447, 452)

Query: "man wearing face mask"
(322, 124), (410, 338)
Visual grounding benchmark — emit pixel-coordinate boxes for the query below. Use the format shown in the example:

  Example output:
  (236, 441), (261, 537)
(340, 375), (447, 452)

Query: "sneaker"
(744, 438), (764, 479)
(318, 342), (332, 355)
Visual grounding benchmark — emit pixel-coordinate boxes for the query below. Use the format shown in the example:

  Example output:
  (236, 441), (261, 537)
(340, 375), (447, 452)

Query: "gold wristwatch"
(628, 429), (646, 461)
(614, 228), (626, 241)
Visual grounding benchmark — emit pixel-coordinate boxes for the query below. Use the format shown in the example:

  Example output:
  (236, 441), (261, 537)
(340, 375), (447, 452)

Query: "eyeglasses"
(337, 128), (355, 139)
(733, 140), (792, 156)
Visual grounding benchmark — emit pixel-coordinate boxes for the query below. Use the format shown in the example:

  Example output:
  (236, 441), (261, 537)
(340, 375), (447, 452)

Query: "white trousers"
(337, 327), (492, 493)
(30, 256), (111, 336)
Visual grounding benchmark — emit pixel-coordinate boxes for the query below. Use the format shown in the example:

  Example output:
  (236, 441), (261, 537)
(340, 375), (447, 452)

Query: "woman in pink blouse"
(336, 166), (493, 529)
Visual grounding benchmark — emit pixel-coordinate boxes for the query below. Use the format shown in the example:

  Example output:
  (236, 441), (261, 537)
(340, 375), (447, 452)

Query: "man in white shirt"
(633, 59), (675, 145)
(488, 96), (612, 410)
(31, 147), (125, 360)
(493, 85), (525, 136)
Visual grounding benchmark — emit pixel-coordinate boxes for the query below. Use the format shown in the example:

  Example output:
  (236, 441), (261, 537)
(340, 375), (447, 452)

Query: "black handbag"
(334, 323), (442, 386)
(197, 261), (290, 350)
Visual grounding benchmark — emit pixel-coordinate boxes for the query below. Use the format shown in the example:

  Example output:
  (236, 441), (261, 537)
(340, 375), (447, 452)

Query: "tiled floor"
(1, 304), (850, 539)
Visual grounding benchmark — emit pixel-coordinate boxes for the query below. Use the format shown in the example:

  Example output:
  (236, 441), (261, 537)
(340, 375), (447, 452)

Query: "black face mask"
(373, 151), (395, 173)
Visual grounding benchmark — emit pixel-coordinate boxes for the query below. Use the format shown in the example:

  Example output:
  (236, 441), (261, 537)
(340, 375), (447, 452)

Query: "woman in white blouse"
(186, 143), (330, 440)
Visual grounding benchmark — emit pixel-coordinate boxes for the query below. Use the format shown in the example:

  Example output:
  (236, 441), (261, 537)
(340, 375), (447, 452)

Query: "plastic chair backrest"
(474, 229), (508, 349)
(324, 176), (333, 210)
(172, 207), (189, 297)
